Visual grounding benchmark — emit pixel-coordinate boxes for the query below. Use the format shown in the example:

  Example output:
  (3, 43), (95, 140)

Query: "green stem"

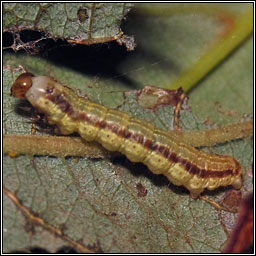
(169, 6), (253, 91)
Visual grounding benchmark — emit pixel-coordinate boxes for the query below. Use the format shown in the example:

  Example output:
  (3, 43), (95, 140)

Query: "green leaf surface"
(3, 3), (132, 42)
(3, 3), (253, 253)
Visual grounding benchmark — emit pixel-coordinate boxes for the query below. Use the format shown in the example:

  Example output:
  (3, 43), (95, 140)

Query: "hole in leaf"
(3, 32), (14, 47)
(20, 30), (44, 43)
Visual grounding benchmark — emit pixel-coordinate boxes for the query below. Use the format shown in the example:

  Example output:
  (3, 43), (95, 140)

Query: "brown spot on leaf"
(77, 8), (89, 23)
(136, 182), (148, 197)
(136, 86), (185, 112)
(222, 190), (242, 212)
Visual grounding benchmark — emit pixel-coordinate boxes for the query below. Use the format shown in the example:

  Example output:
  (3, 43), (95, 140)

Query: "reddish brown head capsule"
(11, 72), (35, 98)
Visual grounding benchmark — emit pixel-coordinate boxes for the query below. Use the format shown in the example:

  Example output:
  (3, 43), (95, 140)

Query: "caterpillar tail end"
(232, 176), (243, 190)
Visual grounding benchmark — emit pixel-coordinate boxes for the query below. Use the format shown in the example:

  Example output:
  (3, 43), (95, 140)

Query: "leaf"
(3, 3), (253, 253)
(3, 3), (133, 47)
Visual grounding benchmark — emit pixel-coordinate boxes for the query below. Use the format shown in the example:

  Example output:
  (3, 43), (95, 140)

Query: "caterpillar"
(11, 72), (243, 198)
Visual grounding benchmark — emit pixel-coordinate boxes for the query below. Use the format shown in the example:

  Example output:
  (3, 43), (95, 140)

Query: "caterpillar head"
(11, 72), (35, 99)
(11, 72), (63, 116)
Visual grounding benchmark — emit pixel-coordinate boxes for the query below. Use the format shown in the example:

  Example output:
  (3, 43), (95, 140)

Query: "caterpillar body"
(11, 73), (242, 198)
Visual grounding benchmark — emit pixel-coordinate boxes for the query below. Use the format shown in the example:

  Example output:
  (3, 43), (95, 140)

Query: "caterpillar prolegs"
(11, 73), (243, 198)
